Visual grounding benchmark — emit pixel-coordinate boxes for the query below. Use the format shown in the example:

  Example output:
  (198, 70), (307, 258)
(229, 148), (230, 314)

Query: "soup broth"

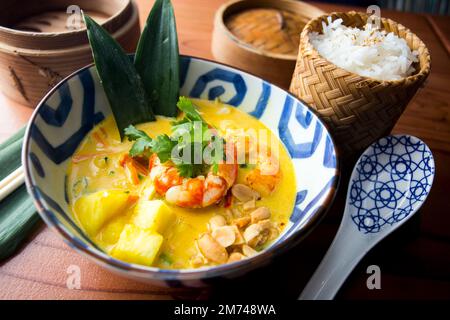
(67, 99), (296, 269)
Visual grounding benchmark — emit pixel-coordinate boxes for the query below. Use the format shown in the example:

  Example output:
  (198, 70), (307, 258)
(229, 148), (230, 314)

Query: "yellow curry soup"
(67, 99), (296, 269)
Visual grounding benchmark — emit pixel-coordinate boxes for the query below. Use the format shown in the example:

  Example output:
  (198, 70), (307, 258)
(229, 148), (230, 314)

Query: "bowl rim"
(22, 55), (340, 281)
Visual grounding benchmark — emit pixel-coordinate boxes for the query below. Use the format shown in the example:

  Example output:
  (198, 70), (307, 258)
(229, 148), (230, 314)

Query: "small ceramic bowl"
(23, 56), (339, 287)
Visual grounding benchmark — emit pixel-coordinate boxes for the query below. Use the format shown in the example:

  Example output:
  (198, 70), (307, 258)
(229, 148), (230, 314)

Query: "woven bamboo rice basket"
(289, 11), (431, 156)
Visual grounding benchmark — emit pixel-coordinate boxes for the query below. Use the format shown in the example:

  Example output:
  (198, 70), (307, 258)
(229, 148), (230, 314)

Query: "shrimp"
(245, 151), (281, 196)
(225, 130), (281, 197)
(148, 144), (238, 208)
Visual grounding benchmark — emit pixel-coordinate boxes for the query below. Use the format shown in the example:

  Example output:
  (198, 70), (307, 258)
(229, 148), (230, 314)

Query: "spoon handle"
(299, 228), (369, 300)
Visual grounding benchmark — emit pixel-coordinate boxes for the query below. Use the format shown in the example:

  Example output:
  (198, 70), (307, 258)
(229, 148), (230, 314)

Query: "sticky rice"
(309, 17), (419, 81)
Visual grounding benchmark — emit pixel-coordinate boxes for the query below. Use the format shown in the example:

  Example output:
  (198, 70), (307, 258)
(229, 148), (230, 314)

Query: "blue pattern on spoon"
(350, 135), (434, 233)
(300, 135), (435, 300)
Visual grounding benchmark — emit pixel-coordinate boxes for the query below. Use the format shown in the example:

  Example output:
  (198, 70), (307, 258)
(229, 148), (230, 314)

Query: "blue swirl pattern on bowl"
(23, 56), (339, 287)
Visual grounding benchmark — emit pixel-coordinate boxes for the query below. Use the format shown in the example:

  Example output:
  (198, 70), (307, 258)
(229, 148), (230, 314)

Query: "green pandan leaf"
(84, 14), (155, 139)
(135, 0), (180, 117)
(0, 129), (40, 262)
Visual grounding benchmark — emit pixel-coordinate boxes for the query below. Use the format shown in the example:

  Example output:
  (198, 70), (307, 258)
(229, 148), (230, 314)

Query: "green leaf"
(135, 0), (180, 117)
(159, 252), (173, 265)
(0, 185), (40, 261)
(175, 163), (193, 178)
(124, 125), (151, 141)
(124, 125), (153, 157)
(0, 129), (40, 262)
(171, 121), (192, 139)
(84, 14), (155, 140)
(124, 97), (226, 179)
(176, 96), (203, 122)
(129, 139), (152, 157)
(151, 134), (177, 163)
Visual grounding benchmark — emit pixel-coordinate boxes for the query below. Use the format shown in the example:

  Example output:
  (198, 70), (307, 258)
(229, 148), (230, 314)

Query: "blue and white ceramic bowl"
(23, 56), (339, 287)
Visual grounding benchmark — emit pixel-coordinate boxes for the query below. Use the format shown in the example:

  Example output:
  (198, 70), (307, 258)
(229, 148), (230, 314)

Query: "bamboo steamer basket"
(212, 0), (324, 89)
(0, 0), (141, 107)
(289, 11), (431, 156)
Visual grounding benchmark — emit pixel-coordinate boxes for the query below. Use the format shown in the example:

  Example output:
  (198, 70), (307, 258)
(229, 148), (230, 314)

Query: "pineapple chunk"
(132, 200), (175, 234)
(98, 215), (128, 245)
(111, 224), (163, 266)
(74, 190), (131, 236)
(139, 177), (156, 200)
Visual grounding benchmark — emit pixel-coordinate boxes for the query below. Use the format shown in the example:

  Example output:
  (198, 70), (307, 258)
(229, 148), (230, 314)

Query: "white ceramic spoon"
(299, 135), (435, 300)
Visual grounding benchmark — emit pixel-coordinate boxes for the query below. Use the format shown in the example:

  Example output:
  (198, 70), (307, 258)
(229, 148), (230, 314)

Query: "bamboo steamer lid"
(226, 8), (302, 56)
(0, 0), (141, 107)
(212, 0), (324, 89)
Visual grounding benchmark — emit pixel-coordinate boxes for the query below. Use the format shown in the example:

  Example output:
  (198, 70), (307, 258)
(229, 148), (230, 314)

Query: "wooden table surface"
(1, 0), (449, 300)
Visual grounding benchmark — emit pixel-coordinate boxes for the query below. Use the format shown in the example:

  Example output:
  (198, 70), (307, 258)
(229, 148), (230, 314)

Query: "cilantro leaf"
(151, 134), (177, 163)
(176, 96), (203, 122)
(124, 97), (226, 179)
(124, 125), (150, 141)
(124, 125), (153, 157)
(175, 163), (193, 178)
(171, 121), (192, 139)
(129, 139), (152, 157)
